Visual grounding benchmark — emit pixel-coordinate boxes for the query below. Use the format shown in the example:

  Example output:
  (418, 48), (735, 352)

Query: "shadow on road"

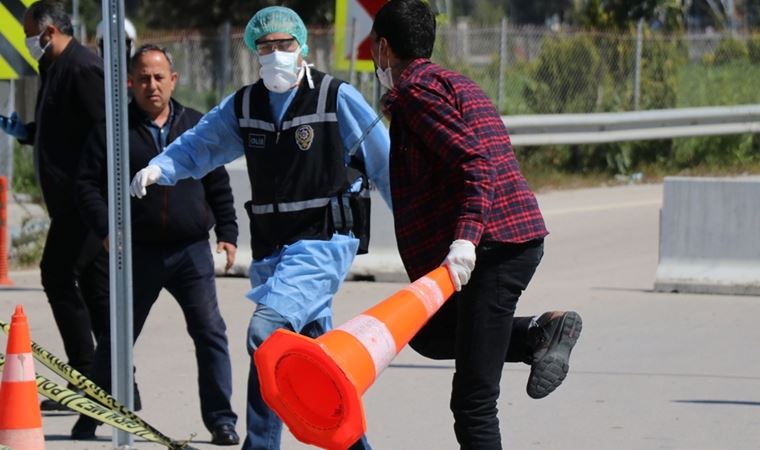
(672, 399), (760, 407)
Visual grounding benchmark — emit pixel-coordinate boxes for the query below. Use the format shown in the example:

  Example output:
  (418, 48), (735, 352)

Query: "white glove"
(442, 239), (476, 291)
(130, 165), (162, 199)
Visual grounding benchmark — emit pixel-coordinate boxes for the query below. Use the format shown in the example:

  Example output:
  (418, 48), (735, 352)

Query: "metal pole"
(1, 81), (13, 186)
(101, 0), (134, 448)
(726, 0), (736, 34)
(219, 20), (231, 100)
(462, 18), (470, 61)
(634, 18), (643, 111)
(497, 17), (507, 113)
(8, 80), (13, 187)
(348, 17), (357, 86)
(71, 0), (82, 42)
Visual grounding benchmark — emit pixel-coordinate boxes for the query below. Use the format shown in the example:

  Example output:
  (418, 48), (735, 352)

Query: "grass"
(12, 143), (43, 203)
(520, 148), (760, 194)
(676, 62), (760, 107)
(9, 221), (46, 269)
(521, 164), (614, 193)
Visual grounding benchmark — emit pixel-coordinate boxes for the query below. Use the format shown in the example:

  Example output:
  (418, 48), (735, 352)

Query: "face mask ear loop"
(35, 30), (52, 59)
(291, 61), (312, 90)
(382, 40), (393, 88)
(302, 61), (314, 89)
(40, 33), (52, 53)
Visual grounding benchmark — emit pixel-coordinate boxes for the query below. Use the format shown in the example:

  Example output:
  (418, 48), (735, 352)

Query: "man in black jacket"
(73, 44), (240, 445)
(0, 1), (110, 411)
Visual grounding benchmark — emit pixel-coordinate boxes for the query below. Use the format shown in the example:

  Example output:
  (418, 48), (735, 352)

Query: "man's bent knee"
(247, 306), (291, 354)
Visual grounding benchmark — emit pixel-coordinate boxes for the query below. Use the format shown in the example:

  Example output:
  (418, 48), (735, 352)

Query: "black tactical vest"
(234, 70), (370, 259)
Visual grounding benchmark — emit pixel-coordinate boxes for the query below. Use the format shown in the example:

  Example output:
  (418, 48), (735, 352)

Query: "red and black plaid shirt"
(386, 59), (548, 281)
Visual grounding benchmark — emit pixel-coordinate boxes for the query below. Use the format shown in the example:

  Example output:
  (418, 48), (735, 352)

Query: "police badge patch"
(248, 133), (266, 148)
(295, 125), (314, 151)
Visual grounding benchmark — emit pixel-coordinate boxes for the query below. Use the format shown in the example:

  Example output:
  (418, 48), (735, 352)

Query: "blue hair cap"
(244, 6), (309, 57)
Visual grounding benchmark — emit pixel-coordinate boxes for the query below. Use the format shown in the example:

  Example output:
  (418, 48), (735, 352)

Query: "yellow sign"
(0, 0), (38, 80)
(334, 0), (386, 72)
(333, 0), (446, 73)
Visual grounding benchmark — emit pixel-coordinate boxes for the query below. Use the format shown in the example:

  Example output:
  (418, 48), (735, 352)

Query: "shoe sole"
(527, 311), (582, 399)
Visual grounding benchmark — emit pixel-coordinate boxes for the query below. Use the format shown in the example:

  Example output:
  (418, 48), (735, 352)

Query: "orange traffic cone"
(0, 176), (13, 286)
(0, 305), (44, 449)
(255, 266), (455, 450)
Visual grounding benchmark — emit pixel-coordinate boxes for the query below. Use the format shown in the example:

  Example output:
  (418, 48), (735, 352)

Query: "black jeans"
(88, 239), (237, 430)
(40, 213), (109, 380)
(409, 240), (544, 450)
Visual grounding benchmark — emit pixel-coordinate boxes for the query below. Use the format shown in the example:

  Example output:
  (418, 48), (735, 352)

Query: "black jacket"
(76, 99), (238, 246)
(22, 39), (105, 217)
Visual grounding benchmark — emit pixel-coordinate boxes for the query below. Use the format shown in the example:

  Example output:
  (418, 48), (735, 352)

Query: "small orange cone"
(0, 176), (13, 286)
(0, 305), (44, 449)
(255, 267), (455, 450)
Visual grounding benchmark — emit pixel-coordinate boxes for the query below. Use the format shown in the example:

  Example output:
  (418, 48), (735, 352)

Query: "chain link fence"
(436, 21), (760, 114)
(6, 22), (760, 195)
(138, 23), (760, 116)
(6, 22), (760, 266)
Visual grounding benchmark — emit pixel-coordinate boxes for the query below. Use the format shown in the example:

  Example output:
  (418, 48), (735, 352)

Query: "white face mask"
(259, 50), (301, 94)
(25, 31), (50, 61)
(376, 66), (393, 90)
(374, 41), (393, 90)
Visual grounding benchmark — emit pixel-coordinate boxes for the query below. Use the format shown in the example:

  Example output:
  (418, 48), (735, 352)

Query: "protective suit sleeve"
(150, 94), (245, 185)
(336, 83), (392, 210)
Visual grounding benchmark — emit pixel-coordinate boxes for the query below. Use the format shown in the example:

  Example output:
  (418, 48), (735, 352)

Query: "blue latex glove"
(0, 112), (29, 140)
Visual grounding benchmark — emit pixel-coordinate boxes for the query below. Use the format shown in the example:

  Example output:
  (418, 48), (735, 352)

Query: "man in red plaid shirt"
(372, 1), (583, 448)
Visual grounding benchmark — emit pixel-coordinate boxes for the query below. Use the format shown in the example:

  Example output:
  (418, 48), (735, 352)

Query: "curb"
(211, 247), (409, 283)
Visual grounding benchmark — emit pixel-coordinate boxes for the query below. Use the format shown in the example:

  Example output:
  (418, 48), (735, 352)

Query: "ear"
(127, 77), (133, 88)
(378, 37), (391, 59)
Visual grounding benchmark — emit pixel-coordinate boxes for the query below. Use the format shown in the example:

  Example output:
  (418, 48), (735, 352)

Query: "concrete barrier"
(212, 161), (409, 282)
(654, 176), (760, 295)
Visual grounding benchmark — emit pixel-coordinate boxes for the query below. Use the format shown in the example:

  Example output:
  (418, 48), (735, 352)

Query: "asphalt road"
(3, 182), (760, 449)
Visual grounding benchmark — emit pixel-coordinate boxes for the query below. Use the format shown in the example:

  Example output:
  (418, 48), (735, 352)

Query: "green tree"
(59, 0), (105, 38)
(469, 0), (505, 25)
(136, 0), (334, 28)
(573, 0), (685, 31)
(505, 0), (574, 25)
(524, 35), (603, 114)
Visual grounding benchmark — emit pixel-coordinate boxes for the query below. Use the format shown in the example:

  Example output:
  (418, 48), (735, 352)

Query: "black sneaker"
(40, 398), (73, 412)
(210, 423), (240, 446)
(526, 311), (582, 399)
(71, 415), (99, 440)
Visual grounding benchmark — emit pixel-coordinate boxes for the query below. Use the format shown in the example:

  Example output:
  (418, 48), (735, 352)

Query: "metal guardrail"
(504, 104), (760, 146)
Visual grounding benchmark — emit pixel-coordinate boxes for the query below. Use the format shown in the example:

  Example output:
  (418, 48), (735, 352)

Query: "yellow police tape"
(0, 354), (180, 447)
(0, 322), (196, 450)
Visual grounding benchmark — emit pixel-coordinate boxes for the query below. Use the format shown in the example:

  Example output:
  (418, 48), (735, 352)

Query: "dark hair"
(130, 44), (175, 71)
(372, 0), (436, 59)
(25, 1), (73, 36)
